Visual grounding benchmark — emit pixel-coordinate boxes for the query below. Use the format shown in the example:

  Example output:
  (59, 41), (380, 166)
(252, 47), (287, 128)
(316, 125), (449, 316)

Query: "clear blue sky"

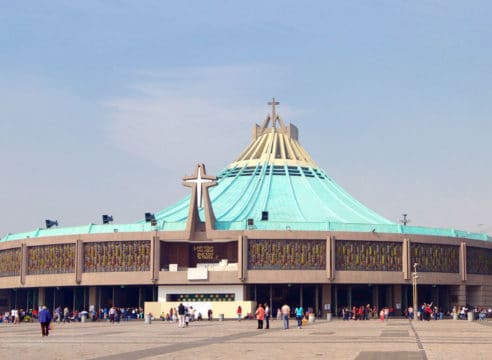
(1, 1), (491, 236)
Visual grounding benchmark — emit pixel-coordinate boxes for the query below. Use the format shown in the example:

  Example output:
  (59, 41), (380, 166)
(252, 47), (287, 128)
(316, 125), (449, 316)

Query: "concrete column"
(75, 240), (83, 284)
(20, 243), (27, 285)
(327, 236), (334, 280)
(386, 286), (393, 308)
(460, 285), (467, 307)
(151, 235), (160, 283)
(403, 238), (410, 280)
(89, 287), (97, 310)
(393, 285), (402, 314)
(239, 236), (248, 281)
(38, 288), (45, 308)
(315, 286), (319, 314)
(326, 236), (336, 280)
(321, 284), (332, 317)
(460, 242), (467, 282)
(372, 285), (379, 309)
(238, 235), (246, 281)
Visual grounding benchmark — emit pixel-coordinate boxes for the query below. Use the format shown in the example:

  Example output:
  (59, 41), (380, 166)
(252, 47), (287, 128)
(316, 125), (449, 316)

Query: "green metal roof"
(1, 103), (491, 243)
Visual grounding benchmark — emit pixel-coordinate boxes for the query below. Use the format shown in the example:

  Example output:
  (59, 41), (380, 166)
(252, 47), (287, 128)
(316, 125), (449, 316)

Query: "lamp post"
(412, 263), (419, 320)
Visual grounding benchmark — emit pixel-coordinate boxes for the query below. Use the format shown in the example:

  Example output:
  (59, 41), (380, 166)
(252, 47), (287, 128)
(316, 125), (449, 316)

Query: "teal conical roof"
(153, 100), (393, 231)
(2, 100), (490, 241)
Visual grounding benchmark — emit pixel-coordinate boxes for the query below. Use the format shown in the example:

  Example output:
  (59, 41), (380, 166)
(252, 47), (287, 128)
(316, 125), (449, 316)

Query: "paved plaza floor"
(0, 318), (491, 360)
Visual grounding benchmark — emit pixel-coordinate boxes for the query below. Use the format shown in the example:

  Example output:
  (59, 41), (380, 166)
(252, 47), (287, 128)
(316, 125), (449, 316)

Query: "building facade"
(1, 99), (492, 317)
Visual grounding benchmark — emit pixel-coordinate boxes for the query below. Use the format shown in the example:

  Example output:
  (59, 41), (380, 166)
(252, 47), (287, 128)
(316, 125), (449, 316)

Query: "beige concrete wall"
(2, 230), (492, 313)
(247, 270), (326, 283)
(158, 270), (241, 285)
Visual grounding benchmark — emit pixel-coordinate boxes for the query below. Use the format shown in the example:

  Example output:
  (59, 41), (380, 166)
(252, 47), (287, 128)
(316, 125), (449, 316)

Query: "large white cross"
(184, 166), (214, 208)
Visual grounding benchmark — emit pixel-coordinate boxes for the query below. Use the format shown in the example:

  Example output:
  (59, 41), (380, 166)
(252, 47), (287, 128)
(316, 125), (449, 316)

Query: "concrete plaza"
(0, 317), (491, 360)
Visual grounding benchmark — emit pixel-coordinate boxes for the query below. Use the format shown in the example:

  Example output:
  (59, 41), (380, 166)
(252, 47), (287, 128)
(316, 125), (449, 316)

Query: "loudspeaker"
(45, 219), (58, 228)
(145, 212), (155, 222)
(261, 211), (269, 221)
(247, 218), (254, 226)
(102, 215), (113, 224)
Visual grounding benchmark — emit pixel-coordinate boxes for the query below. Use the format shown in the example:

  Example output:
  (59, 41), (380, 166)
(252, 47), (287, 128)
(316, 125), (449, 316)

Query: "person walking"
(177, 303), (185, 328)
(264, 303), (270, 329)
(295, 305), (304, 329)
(281, 304), (290, 329)
(39, 306), (52, 337)
(237, 305), (242, 321)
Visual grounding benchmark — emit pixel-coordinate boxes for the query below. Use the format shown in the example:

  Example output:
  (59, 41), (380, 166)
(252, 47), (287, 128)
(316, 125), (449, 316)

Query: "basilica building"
(1, 99), (491, 317)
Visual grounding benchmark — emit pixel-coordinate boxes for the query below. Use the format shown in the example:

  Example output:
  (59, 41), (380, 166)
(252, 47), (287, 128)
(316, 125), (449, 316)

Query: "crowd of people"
(252, 303), (323, 330)
(2, 300), (491, 337)
(0, 305), (147, 325)
(339, 304), (383, 320)
(0, 308), (37, 323)
(158, 304), (210, 325)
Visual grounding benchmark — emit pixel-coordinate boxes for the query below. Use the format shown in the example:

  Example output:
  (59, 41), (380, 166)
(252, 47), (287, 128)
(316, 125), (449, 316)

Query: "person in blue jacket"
(38, 306), (52, 337)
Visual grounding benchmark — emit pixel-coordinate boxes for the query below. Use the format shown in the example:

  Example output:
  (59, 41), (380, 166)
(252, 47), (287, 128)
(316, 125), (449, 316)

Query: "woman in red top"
(237, 305), (242, 321)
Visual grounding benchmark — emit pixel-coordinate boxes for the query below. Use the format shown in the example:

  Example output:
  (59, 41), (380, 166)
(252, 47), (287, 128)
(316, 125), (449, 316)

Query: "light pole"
(412, 263), (419, 320)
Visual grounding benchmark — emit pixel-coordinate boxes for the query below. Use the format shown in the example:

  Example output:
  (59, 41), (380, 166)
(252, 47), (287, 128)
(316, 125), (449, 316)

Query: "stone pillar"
(403, 238), (410, 280)
(150, 235), (160, 283)
(321, 284), (332, 317)
(449, 284), (467, 309)
(459, 285), (467, 307)
(238, 235), (247, 281)
(20, 243), (27, 285)
(460, 242), (467, 282)
(89, 287), (97, 311)
(75, 239), (83, 284)
(327, 236), (334, 280)
(38, 288), (45, 308)
(315, 286), (319, 315)
(386, 286), (393, 308)
(372, 285), (379, 310)
(393, 285), (402, 315)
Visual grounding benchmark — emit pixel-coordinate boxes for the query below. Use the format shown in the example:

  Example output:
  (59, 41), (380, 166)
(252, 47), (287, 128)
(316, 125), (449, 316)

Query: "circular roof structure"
(2, 99), (490, 242)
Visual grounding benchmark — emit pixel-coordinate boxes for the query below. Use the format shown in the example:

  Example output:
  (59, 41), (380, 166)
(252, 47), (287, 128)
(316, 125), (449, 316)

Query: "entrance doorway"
(249, 284), (322, 315)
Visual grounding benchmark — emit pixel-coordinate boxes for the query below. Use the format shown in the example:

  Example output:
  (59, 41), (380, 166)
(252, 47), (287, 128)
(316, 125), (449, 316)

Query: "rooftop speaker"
(261, 211), (269, 221)
(145, 212), (155, 222)
(45, 219), (58, 228)
(247, 218), (254, 226)
(102, 215), (113, 224)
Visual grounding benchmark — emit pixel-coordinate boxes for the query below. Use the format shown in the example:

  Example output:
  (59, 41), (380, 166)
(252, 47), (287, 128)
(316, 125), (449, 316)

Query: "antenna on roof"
(400, 213), (410, 226)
